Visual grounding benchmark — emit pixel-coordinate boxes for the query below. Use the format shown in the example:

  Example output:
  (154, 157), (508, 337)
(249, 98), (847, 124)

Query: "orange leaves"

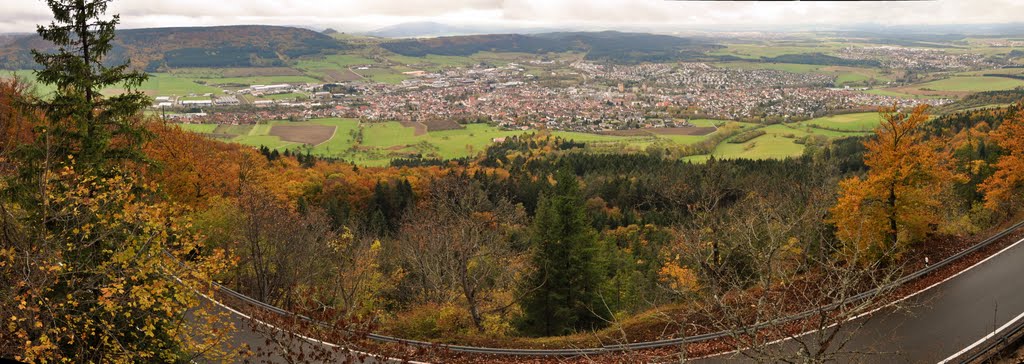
(981, 110), (1024, 210)
(831, 105), (960, 261)
(658, 261), (699, 293)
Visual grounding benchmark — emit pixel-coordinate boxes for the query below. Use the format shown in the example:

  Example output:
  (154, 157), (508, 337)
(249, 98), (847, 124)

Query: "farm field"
(686, 121), (872, 162)
(862, 88), (948, 99)
(799, 112), (881, 132)
(176, 117), (869, 166)
(914, 76), (1024, 92)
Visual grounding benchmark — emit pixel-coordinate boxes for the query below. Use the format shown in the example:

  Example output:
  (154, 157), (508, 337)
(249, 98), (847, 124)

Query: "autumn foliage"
(831, 105), (960, 261)
(980, 110), (1024, 210)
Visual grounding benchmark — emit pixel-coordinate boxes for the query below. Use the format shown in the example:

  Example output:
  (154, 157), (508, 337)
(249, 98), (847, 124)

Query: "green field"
(353, 68), (409, 84)
(862, 88), (945, 99)
(176, 123), (219, 133)
(800, 112), (881, 132)
(176, 117), (871, 166)
(686, 122), (870, 162)
(260, 92), (309, 101)
(915, 76), (1024, 92)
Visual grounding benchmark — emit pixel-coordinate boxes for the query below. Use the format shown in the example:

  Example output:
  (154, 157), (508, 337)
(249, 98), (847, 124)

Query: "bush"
(387, 302), (473, 339)
(729, 129), (767, 144)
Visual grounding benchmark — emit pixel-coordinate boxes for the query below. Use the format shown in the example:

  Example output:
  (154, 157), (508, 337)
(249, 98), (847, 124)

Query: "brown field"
(269, 124), (336, 145)
(602, 126), (716, 137)
(319, 69), (363, 82)
(399, 121), (429, 136)
(221, 67), (305, 77)
(422, 119), (463, 132)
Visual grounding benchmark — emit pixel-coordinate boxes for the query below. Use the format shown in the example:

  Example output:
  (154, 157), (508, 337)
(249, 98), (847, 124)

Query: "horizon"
(2, 0), (1023, 35)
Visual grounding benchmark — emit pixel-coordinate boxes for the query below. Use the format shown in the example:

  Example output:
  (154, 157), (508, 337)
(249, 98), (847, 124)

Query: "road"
(703, 235), (1024, 363)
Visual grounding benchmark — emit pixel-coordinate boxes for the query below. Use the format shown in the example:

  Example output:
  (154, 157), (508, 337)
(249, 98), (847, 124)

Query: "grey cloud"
(0, 0), (1021, 34)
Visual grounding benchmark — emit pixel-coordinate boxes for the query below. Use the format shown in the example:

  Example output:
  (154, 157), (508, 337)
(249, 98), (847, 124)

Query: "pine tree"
(31, 0), (150, 170)
(520, 170), (608, 336)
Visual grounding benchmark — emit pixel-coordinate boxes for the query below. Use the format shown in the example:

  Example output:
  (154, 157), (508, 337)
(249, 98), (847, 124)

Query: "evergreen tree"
(31, 0), (150, 171)
(520, 170), (608, 336)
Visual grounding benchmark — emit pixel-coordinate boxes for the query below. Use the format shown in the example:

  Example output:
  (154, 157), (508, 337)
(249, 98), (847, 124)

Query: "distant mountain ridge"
(366, 21), (560, 38)
(0, 25), (347, 71)
(381, 31), (723, 63)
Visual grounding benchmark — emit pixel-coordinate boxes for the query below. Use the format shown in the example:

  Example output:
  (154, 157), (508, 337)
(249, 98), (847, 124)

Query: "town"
(156, 44), (1020, 133)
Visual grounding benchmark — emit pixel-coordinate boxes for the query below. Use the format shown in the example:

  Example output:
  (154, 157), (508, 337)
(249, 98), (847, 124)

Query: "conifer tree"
(32, 0), (151, 170)
(520, 170), (608, 336)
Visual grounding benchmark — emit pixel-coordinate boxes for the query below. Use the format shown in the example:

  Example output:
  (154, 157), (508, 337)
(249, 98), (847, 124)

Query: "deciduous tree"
(831, 105), (958, 261)
(981, 110), (1024, 211)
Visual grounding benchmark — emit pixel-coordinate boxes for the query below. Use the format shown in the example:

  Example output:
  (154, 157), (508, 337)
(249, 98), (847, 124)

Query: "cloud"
(0, 0), (1020, 34)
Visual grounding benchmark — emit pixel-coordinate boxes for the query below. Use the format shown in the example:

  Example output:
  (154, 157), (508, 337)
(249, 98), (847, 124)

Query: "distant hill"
(366, 22), (554, 38)
(381, 31), (722, 63)
(0, 25), (347, 71)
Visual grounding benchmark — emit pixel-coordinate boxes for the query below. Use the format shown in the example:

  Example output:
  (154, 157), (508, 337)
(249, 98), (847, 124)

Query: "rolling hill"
(0, 25), (348, 71)
(381, 31), (722, 63)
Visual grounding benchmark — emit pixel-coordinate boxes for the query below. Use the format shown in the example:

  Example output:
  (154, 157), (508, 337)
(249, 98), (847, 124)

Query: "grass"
(914, 76), (1024, 92)
(202, 75), (321, 86)
(260, 92), (308, 101)
(353, 68), (409, 84)
(800, 113), (881, 132)
(176, 123), (218, 133)
(176, 115), (871, 166)
(687, 123), (870, 162)
(136, 73), (224, 96)
(862, 88), (944, 99)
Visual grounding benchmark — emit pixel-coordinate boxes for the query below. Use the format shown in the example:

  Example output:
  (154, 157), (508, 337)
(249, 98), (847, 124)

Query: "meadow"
(799, 112), (881, 132)
(176, 116), (874, 166)
(915, 76), (1024, 92)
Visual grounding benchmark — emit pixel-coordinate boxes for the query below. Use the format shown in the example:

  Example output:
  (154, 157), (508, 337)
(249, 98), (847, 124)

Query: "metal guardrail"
(181, 219), (1024, 357)
(954, 307), (1024, 363)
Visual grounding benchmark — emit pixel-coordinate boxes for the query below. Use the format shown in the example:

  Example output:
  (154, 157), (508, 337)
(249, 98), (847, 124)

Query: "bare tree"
(397, 174), (528, 331)
(668, 188), (907, 363)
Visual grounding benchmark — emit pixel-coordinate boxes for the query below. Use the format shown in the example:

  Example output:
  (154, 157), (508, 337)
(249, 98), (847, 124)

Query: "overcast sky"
(1, 0), (1022, 34)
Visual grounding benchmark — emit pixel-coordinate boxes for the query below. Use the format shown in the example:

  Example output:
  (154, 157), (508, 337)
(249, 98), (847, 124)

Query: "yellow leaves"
(981, 110), (1024, 210)
(832, 105), (957, 262)
(659, 261), (699, 293)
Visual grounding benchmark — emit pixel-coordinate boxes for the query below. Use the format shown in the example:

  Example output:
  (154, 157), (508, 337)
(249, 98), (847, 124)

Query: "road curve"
(702, 235), (1024, 363)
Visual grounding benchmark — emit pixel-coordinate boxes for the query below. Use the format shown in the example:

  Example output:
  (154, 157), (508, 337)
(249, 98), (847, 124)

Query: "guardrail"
(180, 219), (1024, 357)
(945, 303), (1024, 363)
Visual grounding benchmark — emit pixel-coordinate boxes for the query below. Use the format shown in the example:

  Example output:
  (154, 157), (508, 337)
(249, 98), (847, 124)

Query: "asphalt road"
(703, 236), (1024, 363)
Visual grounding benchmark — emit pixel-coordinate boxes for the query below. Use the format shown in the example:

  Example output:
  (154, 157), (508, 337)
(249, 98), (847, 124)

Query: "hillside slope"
(380, 31), (721, 63)
(0, 25), (347, 71)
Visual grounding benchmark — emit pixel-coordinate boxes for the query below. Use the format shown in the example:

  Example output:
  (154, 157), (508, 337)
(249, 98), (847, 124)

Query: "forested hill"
(381, 31), (722, 63)
(0, 25), (347, 71)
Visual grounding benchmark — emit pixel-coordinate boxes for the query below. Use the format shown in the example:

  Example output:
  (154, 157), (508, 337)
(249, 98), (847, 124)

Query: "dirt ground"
(399, 121), (429, 136)
(269, 124), (336, 145)
(422, 119), (463, 132)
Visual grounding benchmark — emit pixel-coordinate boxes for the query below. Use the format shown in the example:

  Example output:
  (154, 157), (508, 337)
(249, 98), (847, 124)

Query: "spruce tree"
(520, 170), (608, 336)
(32, 0), (151, 170)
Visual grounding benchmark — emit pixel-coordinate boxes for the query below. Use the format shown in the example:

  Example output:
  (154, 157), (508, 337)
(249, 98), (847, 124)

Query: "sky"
(1, 0), (1022, 34)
